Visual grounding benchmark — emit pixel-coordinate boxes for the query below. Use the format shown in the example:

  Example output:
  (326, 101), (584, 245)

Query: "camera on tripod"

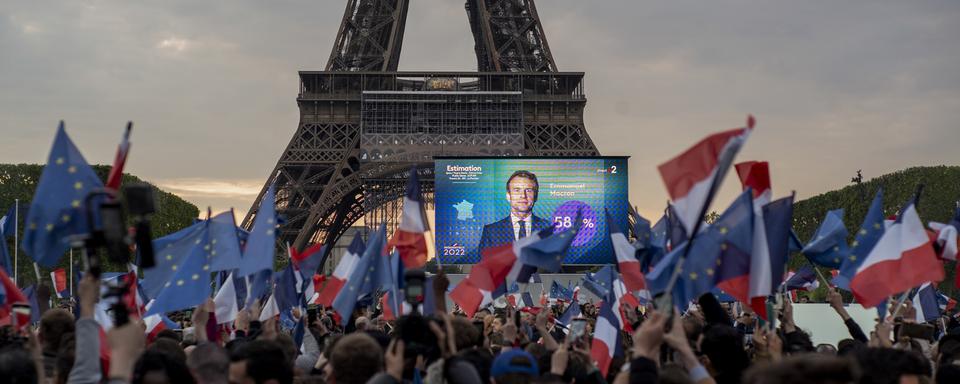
(72, 183), (158, 326)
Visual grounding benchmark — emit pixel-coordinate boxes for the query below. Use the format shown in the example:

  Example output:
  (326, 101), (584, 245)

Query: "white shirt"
(511, 213), (532, 240)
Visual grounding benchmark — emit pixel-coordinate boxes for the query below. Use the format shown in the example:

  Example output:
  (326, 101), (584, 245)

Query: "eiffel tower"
(242, 0), (599, 265)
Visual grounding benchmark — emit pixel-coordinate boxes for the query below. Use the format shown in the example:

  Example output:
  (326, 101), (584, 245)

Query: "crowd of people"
(2, 271), (960, 384)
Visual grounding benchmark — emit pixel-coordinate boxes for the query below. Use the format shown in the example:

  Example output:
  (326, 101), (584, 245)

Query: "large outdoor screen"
(434, 157), (629, 265)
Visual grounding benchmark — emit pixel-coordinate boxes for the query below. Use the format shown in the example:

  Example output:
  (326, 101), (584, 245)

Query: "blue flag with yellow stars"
(833, 189), (885, 290)
(521, 210), (583, 272)
(762, 194), (796, 293)
(802, 209), (849, 269)
(22, 122), (105, 267)
(239, 184), (277, 277)
(143, 223), (207, 300)
(145, 233), (214, 316)
(207, 210), (243, 272)
(647, 190), (754, 309)
(583, 265), (617, 300)
(332, 224), (388, 320)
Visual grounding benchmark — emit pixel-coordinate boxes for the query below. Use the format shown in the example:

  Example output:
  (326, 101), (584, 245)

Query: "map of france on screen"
(434, 157), (629, 265)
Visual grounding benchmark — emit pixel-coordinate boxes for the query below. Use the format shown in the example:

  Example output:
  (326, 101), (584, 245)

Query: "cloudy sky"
(1, 0), (958, 222)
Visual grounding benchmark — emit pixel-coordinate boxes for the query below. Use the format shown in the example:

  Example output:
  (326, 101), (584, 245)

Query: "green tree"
(0, 164), (199, 285)
(789, 165), (960, 298)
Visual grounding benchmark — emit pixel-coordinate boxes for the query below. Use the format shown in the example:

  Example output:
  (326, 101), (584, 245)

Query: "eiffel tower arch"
(242, 0), (600, 265)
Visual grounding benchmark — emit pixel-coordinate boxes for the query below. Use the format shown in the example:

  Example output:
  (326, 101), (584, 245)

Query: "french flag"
(381, 291), (414, 321)
(657, 116), (754, 235)
(715, 161), (769, 312)
(213, 272), (239, 324)
(291, 243), (326, 279)
(938, 293), (957, 312)
(0, 268), (27, 322)
(451, 224), (578, 316)
(317, 235), (365, 306)
(738, 161), (775, 317)
(850, 200), (944, 307)
(929, 207), (959, 287)
(388, 168), (429, 269)
(607, 209), (646, 292)
(143, 300), (180, 343)
(450, 262), (499, 317)
(450, 230), (548, 316)
(913, 283), (940, 323)
(590, 287), (623, 377)
(50, 268), (69, 298)
(929, 207), (959, 261)
(783, 265), (819, 292)
(304, 274), (324, 305)
(105, 123), (132, 191)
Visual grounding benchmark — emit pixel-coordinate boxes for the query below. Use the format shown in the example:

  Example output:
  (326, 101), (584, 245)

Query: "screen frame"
(432, 155), (630, 266)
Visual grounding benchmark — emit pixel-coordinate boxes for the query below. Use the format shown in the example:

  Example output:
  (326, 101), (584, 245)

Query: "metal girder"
(466, 0), (558, 72)
(326, 0), (410, 71)
(251, 2), (593, 269)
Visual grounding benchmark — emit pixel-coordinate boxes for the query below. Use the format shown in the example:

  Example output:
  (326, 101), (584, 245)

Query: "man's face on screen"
(506, 176), (537, 215)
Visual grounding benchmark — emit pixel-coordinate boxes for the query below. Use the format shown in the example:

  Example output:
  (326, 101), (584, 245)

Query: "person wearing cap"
(490, 349), (539, 384)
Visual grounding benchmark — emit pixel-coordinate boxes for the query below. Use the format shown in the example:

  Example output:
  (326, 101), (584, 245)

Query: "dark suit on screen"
(477, 214), (551, 254)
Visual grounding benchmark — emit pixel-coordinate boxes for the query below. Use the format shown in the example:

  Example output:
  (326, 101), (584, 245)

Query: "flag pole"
(812, 266), (831, 288)
(416, 170), (439, 272)
(660, 173), (729, 306)
(889, 289), (913, 321)
(33, 262), (41, 283)
(13, 199), (18, 285)
(69, 249), (73, 297)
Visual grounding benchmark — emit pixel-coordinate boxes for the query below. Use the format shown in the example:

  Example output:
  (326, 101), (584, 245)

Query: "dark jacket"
(478, 214), (550, 252)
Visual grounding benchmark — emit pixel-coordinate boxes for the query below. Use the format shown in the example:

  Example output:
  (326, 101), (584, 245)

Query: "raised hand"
(663, 309), (699, 367)
(550, 341), (570, 376)
(632, 311), (667, 360)
(107, 317), (146, 382)
(385, 338), (405, 381)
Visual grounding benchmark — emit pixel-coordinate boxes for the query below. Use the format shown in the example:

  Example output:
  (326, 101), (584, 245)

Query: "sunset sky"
(2, 0), (958, 224)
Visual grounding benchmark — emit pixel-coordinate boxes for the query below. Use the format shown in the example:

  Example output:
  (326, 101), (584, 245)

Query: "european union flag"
(207, 211), (243, 272)
(274, 264), (300, 315)
(648, 190), (754, 309)
(332, 224), (388, 320)
(1, 204), (16, 237)
(802, 209), (849, 269)
(369, 226), (395, 293)
(521, 210), (582, 272)
(629, 206), (652, 248)
(651, 214), (668, 250)
(641, 215), (670, 273)
(557, 301), (581, 326)
(239, 184), (277, 277)
(143, 223), (206, 299)
(833, 189), (885, 290)
(763, 194), (795, 292)
(22, 123), (104, 267)
(549, 280), (573, 301)
(0, 206), (13, 274)
(246, 269), (272, 307)
(145, 234), (213, 316)
(22, 285), (40, 324)
(666, 204), (688, 249)
(583, 265), (617, 300)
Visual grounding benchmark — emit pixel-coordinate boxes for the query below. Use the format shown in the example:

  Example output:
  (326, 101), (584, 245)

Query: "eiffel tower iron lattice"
(242, 0), (599, 268)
